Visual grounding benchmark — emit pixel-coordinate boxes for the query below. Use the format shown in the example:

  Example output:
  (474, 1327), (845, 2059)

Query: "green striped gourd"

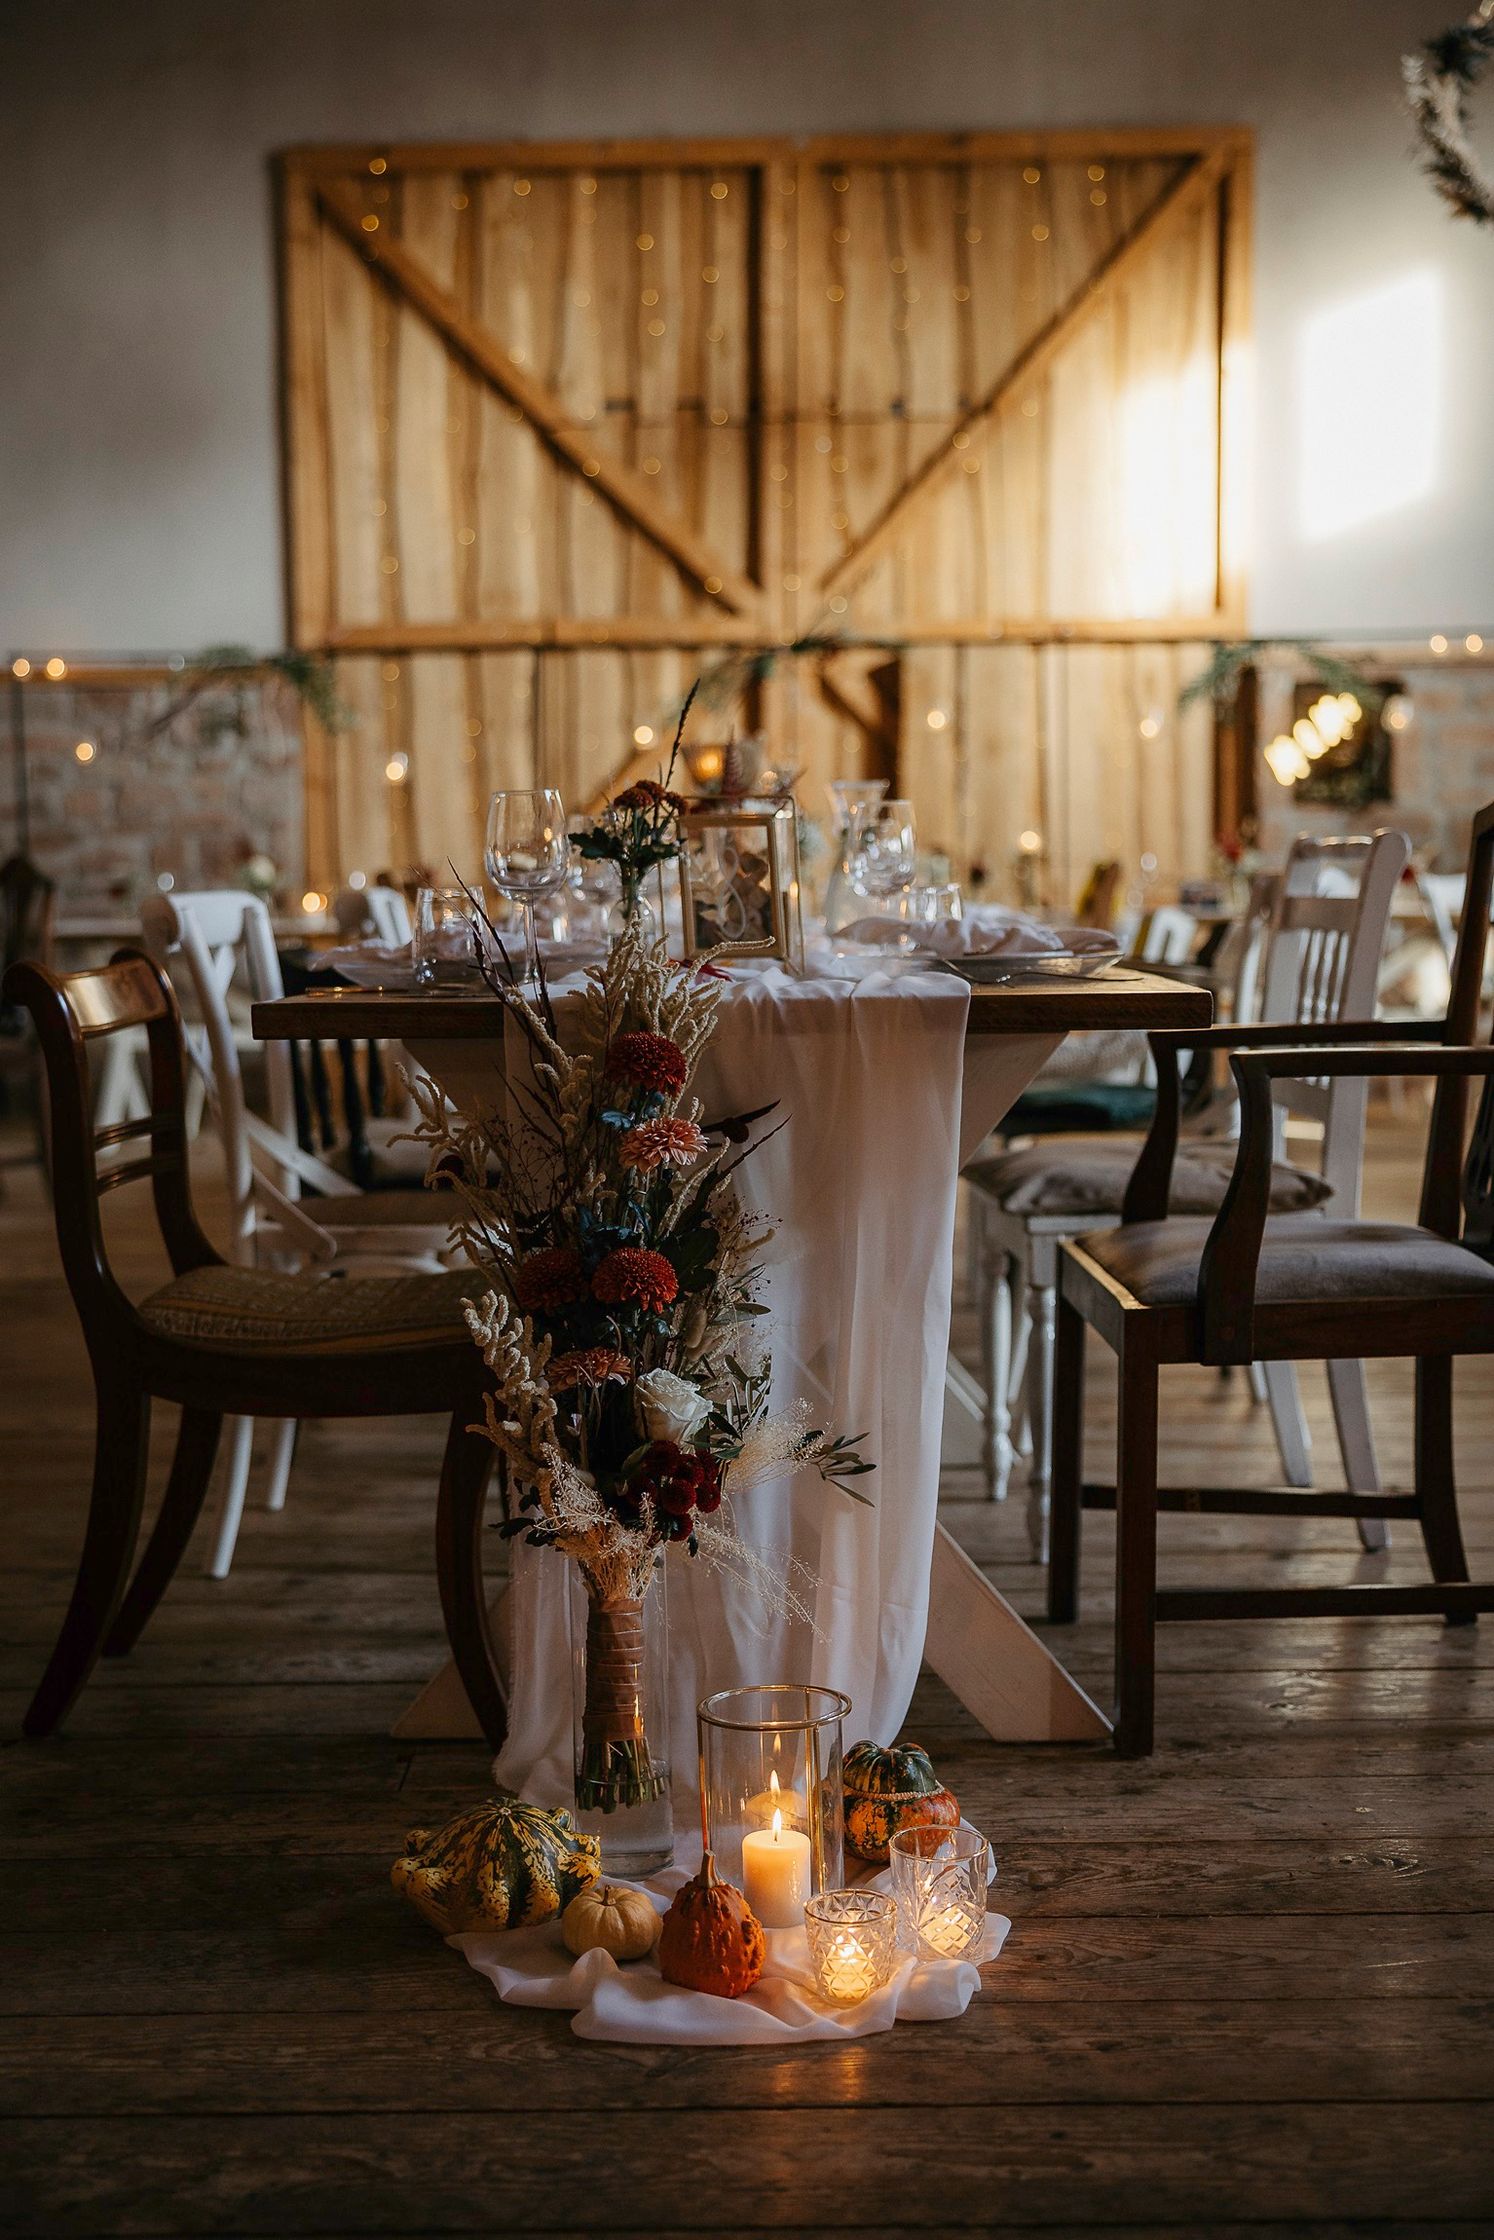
(392, 1792), (601, 1933)
(842, 1740), (961, 1864)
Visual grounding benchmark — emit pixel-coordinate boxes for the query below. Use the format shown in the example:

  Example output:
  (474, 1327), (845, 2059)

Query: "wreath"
(1404, 1), (1494, 224)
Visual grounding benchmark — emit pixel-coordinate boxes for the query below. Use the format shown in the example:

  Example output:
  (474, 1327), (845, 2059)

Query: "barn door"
(281, 132), (1248, 899)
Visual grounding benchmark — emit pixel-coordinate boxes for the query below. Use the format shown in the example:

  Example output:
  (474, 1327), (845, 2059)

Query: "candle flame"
(771, 1807), (783, 1841)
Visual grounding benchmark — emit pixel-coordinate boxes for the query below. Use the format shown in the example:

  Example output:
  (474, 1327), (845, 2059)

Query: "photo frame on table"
(676, 800), (805, 972)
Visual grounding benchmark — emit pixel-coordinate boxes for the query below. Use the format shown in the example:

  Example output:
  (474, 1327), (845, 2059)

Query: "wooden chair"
(143, 891), (460, 1577)
(0, 853), (57, 1180)
(1049, 805), (1494, 1755)
(969, 832), (1408, 1546)
(3, 948), (506, 1746)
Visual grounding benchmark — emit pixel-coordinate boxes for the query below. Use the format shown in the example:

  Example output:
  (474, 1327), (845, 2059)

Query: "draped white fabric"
(482, 958), (1059, 1811)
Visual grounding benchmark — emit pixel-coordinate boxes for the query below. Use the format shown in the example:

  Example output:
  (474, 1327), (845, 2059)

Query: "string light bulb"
(348, 870), (367, 889)
(1308, 696), (1347, 746)
(385, 752), (409, 784)
(1467, 633), (1484, 653)
(1384, 694), (1414, 733)
(11, 657), (30, 678)
(45, 657), (67, 679)
(1265, 733), (1312, 786)
(73, 740), (95, 763)
(301, 891), (327, 915)
(926, 708), (948, 730)
(1138, 712), (1162, 739)
(1430, 633), (1449, 654)
(633, 723), (654, 746)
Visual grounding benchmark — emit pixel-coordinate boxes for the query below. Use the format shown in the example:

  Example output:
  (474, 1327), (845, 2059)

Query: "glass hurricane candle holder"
(698, 1684), (849, 1927)
(804, 1890), (899, 2005)
(888, 1824), (990, 1962)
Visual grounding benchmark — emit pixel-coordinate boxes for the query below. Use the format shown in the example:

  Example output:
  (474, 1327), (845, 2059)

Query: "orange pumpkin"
(657, 1850), (765, 1998)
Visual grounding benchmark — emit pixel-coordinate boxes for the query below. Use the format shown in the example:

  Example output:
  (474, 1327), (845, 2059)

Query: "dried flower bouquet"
(406, 921), (871, 1817)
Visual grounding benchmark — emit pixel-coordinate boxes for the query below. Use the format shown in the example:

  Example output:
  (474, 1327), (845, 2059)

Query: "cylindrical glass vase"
(569, 1552), (673, 1878)
(697, 1684), (849, 1922)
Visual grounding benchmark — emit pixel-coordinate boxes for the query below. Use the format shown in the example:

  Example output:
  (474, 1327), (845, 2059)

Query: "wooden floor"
(3, 1113), (1494, 2235)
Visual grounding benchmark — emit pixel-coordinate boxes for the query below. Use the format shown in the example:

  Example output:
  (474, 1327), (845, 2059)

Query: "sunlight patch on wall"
(1119, 356), (1218, 616)
(1298, 270), (1441, 542)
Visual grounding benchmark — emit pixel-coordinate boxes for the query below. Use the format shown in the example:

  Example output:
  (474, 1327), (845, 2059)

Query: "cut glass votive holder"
(697, 1684), (849, 1923)
(804, 1889), (899, 2005)
(888, 1824), (990, 1963)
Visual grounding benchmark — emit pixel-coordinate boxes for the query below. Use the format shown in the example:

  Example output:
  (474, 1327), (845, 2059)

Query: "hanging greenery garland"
(1403, 1), (1494, 224)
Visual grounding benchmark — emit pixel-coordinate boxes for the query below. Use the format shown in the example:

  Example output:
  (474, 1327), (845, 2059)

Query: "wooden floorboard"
(3, 1115), (1494, 2233)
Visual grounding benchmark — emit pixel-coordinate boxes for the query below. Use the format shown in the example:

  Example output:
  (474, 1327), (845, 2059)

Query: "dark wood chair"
(0, 853), (57, 1178)
(1050, 802), (1494, 1755)
(3, 946), (507, 1745)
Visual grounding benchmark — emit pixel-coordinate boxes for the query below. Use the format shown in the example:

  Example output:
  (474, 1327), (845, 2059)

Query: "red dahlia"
(591, 1246), (679, 1315)
(606, 1030), (688, 1096)
(628, 1439), (724, 1519)
(547, 1347), (631, 1392)
(513, 1244), (588, 1316)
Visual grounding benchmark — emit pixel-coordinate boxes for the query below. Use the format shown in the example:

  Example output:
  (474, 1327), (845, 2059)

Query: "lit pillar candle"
(740, 1808), (812, 1929)
(744, 1768), (808, 1833)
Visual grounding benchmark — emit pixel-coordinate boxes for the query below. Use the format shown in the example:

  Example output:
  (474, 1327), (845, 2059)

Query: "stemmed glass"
(484, 788), (568, 994)
(852, 797), (918, 911)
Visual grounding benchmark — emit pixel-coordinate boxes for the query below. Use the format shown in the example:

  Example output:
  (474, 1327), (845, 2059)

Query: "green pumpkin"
(843, 1739), (961, 1864)
(392, 1792), (601, 1934)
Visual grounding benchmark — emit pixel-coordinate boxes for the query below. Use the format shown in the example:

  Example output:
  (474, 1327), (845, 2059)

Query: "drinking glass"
(413, 886), (486, 989)
(484, 788), (568, 992)
(851, 798), (918, 909)
(823, 778), (888, 932)
(888, 1824), (990, 1962)
(901, 880), (963, 927)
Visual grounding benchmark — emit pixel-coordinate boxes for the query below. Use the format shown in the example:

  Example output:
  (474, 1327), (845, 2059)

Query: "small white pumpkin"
(561, 1881), (661, 1962)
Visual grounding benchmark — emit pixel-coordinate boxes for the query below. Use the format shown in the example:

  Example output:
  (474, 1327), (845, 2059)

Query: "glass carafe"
(822, 779), (889, 933)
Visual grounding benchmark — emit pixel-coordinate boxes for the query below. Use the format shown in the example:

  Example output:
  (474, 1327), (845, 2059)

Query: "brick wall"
(1255, 652), (1494, 872)
(3, 675), (305, 910)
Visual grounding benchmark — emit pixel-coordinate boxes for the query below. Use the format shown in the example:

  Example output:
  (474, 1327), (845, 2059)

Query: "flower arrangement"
(574, 686), (696, 927)
(406, 920), (871, 1821)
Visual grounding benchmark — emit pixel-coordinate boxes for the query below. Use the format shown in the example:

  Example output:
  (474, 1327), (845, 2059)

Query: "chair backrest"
(142, 891), (304, 1254)
(1425, 803), (1494, 1242)
(366, 884), (413, 946)
(1419, 870), (1465, 965)
(1133, 904), (1198, 966)
(1227, 871), (1280, 1026)
(1074, 860), (1121, 930)
(1, 854), (57, 992)
(1256, 830), (1410, 1212)
(1, 950), (218, 1344)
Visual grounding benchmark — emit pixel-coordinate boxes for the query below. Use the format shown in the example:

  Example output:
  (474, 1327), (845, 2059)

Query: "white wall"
(3, 0), (1491, 652)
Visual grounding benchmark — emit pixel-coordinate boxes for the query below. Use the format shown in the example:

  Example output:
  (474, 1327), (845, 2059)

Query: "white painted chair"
(365, 884), (413, 946)
(967, 830), (1410, 1557)
(142, 891), (458, 1578)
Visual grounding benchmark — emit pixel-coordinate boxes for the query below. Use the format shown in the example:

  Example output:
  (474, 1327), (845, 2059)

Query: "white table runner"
(486, 957), (1058, 1807)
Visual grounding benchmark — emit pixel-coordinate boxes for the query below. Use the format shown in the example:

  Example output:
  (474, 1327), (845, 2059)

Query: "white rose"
(636, 1368), (711, 1446)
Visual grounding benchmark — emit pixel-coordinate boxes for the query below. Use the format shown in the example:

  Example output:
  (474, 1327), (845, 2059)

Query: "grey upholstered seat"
(140, 1266), (478, 1350)
(965, 1135), (1333, 1220)
(1081, 1215), (1494, 1308)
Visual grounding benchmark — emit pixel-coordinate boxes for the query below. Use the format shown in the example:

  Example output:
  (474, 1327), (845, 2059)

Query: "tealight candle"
(741, 1807), (812, 1929)
(804, 1890), (898, 2005)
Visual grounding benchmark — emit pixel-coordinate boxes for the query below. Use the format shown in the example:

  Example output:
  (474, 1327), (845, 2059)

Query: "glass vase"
(569, 1551), (673, 1877)
(606, 873), (657, 946)
(697, 1684), (849, 1913)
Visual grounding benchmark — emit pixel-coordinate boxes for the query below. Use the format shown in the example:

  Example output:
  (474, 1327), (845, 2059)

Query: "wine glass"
(852, 797), (918, 909)
(484, 788), (568, 992)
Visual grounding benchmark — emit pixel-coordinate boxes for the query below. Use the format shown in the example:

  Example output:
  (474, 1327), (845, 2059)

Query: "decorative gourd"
(843, 1739), (961, 1864)
(562, 1882), (661, 1962)
(657, 1850), (765, 1998)
(392, 1792), (600, 1934)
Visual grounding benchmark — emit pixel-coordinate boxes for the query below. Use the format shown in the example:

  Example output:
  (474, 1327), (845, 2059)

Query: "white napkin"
(836, 907), (1118, 962)
(318, 940), (416, 990)
(452, 1836), (1008, 2046)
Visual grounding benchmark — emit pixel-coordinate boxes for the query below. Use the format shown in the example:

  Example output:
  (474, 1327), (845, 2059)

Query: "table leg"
(924, 1525), (1110, 1742)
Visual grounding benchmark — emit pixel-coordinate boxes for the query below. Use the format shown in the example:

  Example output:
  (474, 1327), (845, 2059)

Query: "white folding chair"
(143, 891), (458, 1577)
(967, 831), (1410, 1555)
(365, 884), (413, 946)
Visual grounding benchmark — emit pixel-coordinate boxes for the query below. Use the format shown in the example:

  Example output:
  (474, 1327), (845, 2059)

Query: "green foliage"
(1179, 640), (1385, 715)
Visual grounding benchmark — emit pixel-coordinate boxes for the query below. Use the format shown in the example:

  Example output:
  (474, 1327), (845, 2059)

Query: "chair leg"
(205, 1416), (255, 1579)
(980, 1233), (1014, 1503)
(1414, 1355), (1474, 1624)
(1113, 1341), (1160, 1758)
(1262, 1358), (1313, 1487)
(1025, 1275), (1057, 1558)
(435, 1407), (507, 1749)
(1326, 1357), (1388, 1554)
(105, 1408), (223, 1657)
(262, 1419), (298, 1513)
(1047, 1292), (1085, 1617)
(25, 1382), (151, 1738)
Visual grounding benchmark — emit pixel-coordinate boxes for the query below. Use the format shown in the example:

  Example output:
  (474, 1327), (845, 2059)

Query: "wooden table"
(252, 966), (1210, 1750)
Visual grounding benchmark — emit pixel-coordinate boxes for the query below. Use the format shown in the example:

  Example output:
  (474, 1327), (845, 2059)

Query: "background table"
(253, 964), (1209, 1762)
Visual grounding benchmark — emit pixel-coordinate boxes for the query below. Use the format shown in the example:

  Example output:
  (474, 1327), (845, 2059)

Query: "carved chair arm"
(1121, 1018), (1446, 1225)
(1196, 1044), (1494, 1363)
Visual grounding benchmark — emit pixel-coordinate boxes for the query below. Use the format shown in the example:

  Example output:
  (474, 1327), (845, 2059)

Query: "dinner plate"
(940, 948), (1124, 984)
